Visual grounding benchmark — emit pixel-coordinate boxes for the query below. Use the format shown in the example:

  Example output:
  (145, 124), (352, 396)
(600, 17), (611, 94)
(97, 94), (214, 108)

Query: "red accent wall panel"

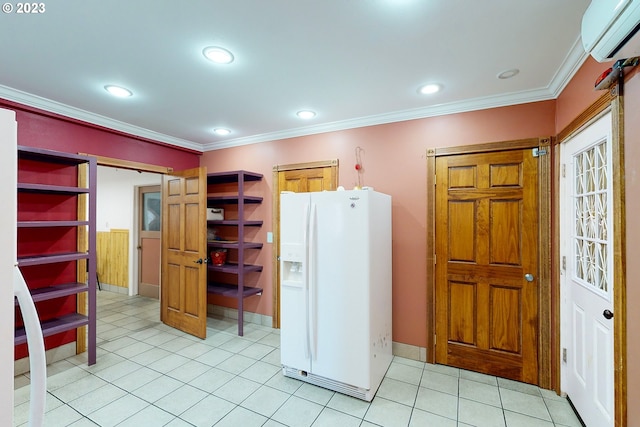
(15, 296), (78, 359)
(20, 263), (78, 289)
(18, 158), (78, 186)
(1, 99), (200, 170)
(18, 193), (79, 222)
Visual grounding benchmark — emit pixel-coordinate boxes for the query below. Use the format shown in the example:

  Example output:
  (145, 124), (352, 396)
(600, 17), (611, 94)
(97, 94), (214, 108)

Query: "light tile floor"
(14, 292), (584, 427)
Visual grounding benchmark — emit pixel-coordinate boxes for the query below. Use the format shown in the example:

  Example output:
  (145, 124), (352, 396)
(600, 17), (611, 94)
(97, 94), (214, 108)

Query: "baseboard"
(14, 342), (77, 376)
(392, 341), (427, 362)
(99, 283), (129, 295)
(207, 304), (273, 327)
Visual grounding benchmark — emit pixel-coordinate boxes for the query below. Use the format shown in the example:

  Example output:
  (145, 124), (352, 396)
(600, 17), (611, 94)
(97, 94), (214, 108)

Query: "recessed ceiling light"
(497, 69), (520, 79)
(213, 128), (231, 136)
(296, 110), (316, 119)
(104, 85), (132, 98)
(203, 46), (234, 64)
(418, 83), (442, 95)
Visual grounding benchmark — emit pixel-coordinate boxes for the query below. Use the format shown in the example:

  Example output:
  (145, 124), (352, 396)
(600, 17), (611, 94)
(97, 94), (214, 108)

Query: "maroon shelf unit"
(16, 146), (97, 365)
(206, 170), (263, 336)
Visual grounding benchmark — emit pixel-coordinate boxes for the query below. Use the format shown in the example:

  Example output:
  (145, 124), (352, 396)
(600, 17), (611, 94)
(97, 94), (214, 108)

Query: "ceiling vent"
(582, 0), (640, 62)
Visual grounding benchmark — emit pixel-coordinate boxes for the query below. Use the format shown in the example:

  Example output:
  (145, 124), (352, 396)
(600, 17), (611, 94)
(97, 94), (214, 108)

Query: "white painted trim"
(0, 108), (16, 427)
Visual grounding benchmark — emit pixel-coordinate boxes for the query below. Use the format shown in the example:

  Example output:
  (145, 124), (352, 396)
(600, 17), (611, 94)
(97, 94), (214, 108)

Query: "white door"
(560, 111), (614, 427)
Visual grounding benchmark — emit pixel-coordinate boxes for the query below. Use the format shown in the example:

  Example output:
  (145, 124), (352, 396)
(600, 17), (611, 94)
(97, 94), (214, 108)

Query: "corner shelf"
(16, 145), (97, 365)
(206, 170), (263, 336)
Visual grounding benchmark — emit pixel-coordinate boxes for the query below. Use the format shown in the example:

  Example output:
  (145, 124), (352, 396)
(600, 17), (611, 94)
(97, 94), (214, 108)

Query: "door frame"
(137, 184), (161, 299)
(426, 137), (552, 388)
(75, 155), (171, 353)
(271, 159), (339, 328)
(556, 88), (626, 427)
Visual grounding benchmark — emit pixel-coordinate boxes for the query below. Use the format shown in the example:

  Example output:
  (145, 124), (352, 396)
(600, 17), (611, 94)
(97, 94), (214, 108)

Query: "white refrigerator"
(279, 189), (392, 401)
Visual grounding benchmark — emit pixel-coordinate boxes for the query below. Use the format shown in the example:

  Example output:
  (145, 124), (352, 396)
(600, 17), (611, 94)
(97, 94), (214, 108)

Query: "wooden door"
(138, 185), (161, 299)
(272, 160), (338, 328)
(161, 167), (207, 338)
(278, 167), (336, 192)
(435, 149), (539, 384)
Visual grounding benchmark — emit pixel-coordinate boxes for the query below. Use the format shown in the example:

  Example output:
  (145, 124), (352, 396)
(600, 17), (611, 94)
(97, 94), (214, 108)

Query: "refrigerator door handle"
(308, 203), (318, 360)
(302, 202), (311, 360)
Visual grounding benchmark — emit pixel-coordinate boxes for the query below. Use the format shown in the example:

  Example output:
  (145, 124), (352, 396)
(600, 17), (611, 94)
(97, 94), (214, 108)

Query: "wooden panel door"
(272, 160), (338, 328)
(435, 149), (539, 384)
(161, 167), (207, 339)
(278, 167), (336, 192)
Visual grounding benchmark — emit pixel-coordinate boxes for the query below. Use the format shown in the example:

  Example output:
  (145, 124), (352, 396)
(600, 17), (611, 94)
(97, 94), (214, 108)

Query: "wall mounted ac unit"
(582, 0), (640, 62)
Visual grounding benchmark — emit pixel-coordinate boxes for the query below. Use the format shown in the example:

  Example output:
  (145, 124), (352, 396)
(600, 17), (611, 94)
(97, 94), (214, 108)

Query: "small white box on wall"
(207, 208), (224, 221)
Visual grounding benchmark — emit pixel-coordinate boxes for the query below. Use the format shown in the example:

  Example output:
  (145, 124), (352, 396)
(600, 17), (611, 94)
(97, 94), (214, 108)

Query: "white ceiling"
(0, 0), (593, 152)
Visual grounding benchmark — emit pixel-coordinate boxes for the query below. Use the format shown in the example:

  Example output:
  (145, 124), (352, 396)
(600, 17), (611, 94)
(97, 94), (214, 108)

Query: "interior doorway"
(96, 166), (161, 296)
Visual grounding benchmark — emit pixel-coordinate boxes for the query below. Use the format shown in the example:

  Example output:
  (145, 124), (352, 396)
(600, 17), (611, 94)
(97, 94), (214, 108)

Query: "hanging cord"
(355, 146), (364, 189)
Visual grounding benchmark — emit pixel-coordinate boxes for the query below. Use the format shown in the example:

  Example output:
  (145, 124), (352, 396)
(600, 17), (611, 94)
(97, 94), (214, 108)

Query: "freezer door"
(279, 192), (311, 372)
(309, 191), (371, 389)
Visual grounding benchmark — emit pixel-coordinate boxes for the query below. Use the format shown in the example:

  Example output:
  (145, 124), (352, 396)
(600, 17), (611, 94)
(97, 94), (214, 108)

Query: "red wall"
(1, 99), (201, 170)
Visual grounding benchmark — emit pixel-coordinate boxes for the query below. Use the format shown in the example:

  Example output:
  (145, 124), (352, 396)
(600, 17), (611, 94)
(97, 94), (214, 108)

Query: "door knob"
(194, 258), (204, 264)
(603, 309), (614, 320)
(524, 273), (534, 282)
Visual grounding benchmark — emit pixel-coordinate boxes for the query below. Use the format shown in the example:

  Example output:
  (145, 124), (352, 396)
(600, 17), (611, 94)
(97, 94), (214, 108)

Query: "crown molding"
(202, 87), (557, 151)
(547, 36), (591, 97)
(0, 85), (204, 153)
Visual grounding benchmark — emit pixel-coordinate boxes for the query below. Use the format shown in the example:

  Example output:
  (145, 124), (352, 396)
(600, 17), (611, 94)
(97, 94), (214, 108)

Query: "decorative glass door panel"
(573, 139), (611, 298)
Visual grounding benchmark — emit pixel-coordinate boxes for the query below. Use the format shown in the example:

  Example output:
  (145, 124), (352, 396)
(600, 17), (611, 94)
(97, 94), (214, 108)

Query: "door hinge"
(434, 174), (436, 186)
(562, 164), (566, 178)
(562, 348), (567, 363)
(433, 254), (436, 264)
(562, 256), (566, 271)
(532, 147), (548, 157)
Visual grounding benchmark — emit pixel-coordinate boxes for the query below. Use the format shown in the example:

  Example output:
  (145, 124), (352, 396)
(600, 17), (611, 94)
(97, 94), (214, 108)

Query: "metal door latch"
(532, 148), (547, 157)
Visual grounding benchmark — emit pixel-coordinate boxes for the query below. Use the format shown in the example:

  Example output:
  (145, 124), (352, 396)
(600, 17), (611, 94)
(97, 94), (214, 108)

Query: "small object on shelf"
(211, 249), (228, 266)
(594, 67), (618, 90)
(594, 56), (640, 90)
(206, 208), (224, 221)
(207, 227), (218, 241)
